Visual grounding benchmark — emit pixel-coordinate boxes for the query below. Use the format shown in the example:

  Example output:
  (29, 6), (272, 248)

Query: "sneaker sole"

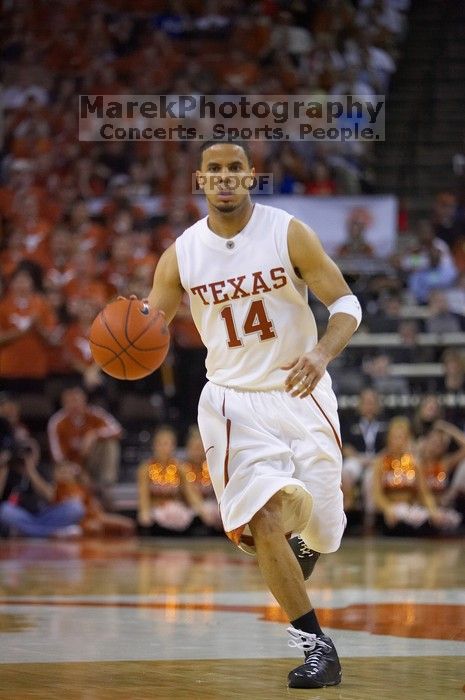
(288, 674), (342, 689)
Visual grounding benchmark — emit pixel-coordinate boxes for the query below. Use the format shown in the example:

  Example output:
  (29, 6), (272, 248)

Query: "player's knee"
(249, 494), (284, 540)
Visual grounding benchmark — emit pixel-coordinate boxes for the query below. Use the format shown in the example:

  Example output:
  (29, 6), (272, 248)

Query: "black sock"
(291, 609), (323, 637)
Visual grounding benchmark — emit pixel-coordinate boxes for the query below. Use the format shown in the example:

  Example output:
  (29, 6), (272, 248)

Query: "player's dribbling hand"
(282, 348), (328, 398)
(117, 296), (165, 319)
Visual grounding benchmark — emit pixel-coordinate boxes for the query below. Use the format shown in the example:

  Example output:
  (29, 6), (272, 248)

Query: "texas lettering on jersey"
(190, 267), (287, 306)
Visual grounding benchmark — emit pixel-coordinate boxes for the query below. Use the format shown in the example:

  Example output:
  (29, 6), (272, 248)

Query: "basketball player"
(146, 141), (361, 689)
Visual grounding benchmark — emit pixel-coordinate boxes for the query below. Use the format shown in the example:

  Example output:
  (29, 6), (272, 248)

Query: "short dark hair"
(198, 139), (252, 167)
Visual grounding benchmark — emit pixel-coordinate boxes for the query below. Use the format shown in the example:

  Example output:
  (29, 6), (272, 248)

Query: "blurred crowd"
(1, 0), (410, 221)
(0, 389), (222, 538)
(341, 389), (465, 535)
(1, 0), (465, 539)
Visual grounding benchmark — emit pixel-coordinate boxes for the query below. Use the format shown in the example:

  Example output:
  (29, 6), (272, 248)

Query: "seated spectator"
(436, 349), (465, 426)
(365, 294), (402, 332)
(102, 236), (135, 297)
(0, 264), (57, 392)
(438, 349), (465, 397)
(444, 271), (465, 321)
(355, 0), (407, 40)
(344, 36), (396, 92)
(270, 11), (313, 68)
(137, 425), (197, 534)
(63, 250), (111, 306)
(372, 417), (446, 535)
(391, 320), (434, 364)
(43, 226), (76, 291)
(181, 426), (222, 532)
(407, 219), (455, 273)
(305, 162), (337, 196)
(52, 461), (135, 537)
(48, 387), (122, 487)
(0, 444), (84, 538)
(330, 64), (376, 103)
(425, 290), (461, 335)
(68, 199), (108, 255)
(271, 143), (308, 195)
(0, 229), (45, 281)
(432, 191), (462, 254)
(341, 388), (387, 512)
(412, 394), (443, 437)
(408, 246), (457, 304)
(416, 421), (464, 529)
(363, 353), (409, 395)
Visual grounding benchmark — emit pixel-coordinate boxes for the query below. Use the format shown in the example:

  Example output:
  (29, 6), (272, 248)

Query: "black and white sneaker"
(287, 627), (342, 689)
(289, 536), (320, 580)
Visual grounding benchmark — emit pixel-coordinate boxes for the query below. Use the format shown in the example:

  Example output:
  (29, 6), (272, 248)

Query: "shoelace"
(287, 627), (332, 672)
(298, 540), (314, 558)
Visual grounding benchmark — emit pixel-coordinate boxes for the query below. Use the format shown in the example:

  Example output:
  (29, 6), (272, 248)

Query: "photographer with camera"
(0, 423), (85, 539)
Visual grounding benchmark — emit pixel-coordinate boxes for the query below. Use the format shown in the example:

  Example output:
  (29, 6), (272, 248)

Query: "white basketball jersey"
(175, 203), (319, 390)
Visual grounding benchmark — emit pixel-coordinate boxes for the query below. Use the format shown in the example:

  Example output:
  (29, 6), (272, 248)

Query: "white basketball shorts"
(197, 373), (346, 555)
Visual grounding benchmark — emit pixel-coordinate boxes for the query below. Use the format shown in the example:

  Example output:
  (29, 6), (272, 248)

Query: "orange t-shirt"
(0, 293), (57, 378)
(48, 406), (122, 465)
(54, 481), (102, 526)
(63, 278), (111, 306)
(63, 322), (94, 369)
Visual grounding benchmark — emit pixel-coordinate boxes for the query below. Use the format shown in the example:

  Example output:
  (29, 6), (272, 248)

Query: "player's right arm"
(147, 243), (184, 324)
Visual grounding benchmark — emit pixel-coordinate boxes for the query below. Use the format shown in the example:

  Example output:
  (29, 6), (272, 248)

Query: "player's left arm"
(284, 218), (362, 398)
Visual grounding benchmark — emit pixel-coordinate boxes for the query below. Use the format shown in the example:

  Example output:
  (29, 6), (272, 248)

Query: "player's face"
(197, 144), (254, 213)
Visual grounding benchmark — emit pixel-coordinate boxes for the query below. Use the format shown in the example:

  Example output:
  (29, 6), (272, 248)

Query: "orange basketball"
(88, 298), (170, 380)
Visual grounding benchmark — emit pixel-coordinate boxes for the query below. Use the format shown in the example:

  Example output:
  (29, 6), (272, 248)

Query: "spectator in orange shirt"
(0, 265), (57, 391)
(68, 199), (108, 256)
(43, 226), (76, 292)
(12, 192), (53, 260)
(52, 461), (135, 537)
(62, 297), (104, 393)
(0, 229), (46, 282)
(63, 250), (111, 306)
(47, 386), (122, 487)
(102, 236), (135, 297)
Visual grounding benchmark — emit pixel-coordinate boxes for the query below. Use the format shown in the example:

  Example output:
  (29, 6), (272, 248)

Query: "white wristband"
(327, 294), (362, 329)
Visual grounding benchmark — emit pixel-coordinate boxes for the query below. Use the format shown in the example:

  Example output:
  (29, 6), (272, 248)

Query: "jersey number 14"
(220, 299), (276, 348)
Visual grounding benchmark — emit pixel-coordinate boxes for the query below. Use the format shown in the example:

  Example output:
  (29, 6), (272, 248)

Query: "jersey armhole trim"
(282, 216), (305, 286)
(174, 237), (188, 292)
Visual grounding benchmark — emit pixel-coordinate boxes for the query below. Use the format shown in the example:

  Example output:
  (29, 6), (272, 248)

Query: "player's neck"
(207, 198), (254, 238)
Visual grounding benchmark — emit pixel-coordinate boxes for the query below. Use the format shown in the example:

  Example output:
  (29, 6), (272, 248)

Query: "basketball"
(88, 297), (170, 380)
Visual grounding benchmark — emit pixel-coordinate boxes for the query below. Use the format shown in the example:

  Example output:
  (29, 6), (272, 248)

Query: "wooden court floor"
(0, 536), (463, 699)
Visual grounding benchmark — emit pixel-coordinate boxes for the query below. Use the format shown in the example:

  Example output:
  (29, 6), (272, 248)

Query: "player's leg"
(281, 389), (344, 688)
(249, 491), (312, 619)
(249, 489), (342, 689)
